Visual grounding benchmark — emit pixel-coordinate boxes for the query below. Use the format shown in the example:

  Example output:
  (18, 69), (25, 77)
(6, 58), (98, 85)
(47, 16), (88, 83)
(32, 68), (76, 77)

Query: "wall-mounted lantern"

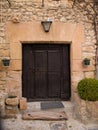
(2, 58), (10, 66)
(41, 21), (52, 32)
(83, 58), (90, 66)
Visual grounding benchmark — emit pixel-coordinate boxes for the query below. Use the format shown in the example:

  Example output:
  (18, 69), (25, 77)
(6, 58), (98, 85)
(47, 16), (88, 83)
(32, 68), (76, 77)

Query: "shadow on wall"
(0, 112), (3, 130)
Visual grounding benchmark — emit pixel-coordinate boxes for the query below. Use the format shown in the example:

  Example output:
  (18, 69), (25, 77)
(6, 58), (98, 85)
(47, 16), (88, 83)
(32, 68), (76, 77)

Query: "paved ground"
(2, 102), (98, 130)
(2, 114), (89, 130)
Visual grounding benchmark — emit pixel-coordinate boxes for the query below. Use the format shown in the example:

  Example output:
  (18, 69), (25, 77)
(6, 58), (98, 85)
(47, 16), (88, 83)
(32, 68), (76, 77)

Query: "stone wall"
(0, 0), (98, 122)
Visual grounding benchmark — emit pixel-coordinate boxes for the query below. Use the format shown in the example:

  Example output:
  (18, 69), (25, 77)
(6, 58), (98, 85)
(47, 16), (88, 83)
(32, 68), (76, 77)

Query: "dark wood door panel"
(34, 50), (47, 98)
(35, 72), (47, 98)
(48, 49), (62, 98)
(34, 50), (47, 71)
(22, 45), (35, 99)
(22, 44), (71, 101)
(48, 50), (62, 72)
(48, 73), (61, 98)
(61, 45), (71, 99)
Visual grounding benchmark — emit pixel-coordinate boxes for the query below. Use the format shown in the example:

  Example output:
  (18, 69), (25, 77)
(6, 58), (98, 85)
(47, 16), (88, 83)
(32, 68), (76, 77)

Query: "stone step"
(26, 101), (74, 110)
(62, 101), (75, 118)
(24, 101), (75, 119)
(3, 113), (98, 130)
(22, 111), (68, 120)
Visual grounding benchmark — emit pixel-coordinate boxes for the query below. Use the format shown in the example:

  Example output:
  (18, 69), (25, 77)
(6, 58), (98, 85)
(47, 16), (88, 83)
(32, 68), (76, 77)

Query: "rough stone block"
(50, 122), (67, 130)
(19, 97), (27, 110)
(5, 105), (18, 112)
(5, 105), (19, 118)
(5, 109), (17, 118)
(5, 97), (19, 106)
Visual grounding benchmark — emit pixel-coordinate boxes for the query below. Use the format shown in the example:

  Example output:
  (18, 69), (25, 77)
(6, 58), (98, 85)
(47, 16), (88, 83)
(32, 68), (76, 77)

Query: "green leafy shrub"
(77, 78), (98, 101)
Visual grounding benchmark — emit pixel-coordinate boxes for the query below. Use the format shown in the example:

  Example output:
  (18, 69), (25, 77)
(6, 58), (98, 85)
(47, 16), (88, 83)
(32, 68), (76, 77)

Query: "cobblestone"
(2, 102), (98, 130)
(2, 114), (98, 130)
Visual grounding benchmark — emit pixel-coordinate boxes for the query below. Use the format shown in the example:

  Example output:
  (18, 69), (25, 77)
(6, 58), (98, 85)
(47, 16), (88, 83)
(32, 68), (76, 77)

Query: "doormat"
(41, 101), (64, 110)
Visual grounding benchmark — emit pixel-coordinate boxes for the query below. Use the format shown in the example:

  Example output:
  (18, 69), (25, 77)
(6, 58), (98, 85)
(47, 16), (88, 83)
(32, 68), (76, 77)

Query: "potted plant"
(77, 78), (98, 101)
(5, 95), (19, 106)
(83, 58), (90, 66)
(2, 58), (10, 66)
(77, 78), (98, 122)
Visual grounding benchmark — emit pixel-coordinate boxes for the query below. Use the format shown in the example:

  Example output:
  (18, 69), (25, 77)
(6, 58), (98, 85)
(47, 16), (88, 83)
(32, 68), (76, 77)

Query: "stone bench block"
(19, 97), (27, 110)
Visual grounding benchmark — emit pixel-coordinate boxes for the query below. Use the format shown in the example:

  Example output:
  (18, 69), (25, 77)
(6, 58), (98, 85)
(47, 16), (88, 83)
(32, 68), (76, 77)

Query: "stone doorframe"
(5, 21), (85, 100)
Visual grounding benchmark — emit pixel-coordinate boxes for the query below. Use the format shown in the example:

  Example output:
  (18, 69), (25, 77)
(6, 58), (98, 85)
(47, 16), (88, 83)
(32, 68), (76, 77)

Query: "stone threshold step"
(22, 110), (68, 121)
(27, 101), (75, 111)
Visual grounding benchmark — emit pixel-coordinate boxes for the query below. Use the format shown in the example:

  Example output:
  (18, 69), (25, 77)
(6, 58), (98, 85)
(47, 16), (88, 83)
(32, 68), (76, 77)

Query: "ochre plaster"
(6, 21), (84, 60)
(6, 22), (94, 72)
(6, 21), (86, 97)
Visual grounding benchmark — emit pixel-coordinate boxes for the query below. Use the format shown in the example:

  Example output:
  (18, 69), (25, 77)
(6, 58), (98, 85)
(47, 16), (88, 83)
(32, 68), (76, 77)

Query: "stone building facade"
(0, 0), (98, 123)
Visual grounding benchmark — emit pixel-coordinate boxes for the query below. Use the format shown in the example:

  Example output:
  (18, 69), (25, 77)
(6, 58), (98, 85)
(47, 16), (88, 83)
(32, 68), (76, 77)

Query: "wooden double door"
(22, 44), (71, 101)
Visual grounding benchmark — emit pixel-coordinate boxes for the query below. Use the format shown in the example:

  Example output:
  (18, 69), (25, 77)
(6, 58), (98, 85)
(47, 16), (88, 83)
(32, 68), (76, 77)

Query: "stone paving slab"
(50, 122), (67, 130)
(2, 102), (98, 130)
(86, 124), (98, 130)
(2, 114), (66, 130)
(2, 114), (98, 130)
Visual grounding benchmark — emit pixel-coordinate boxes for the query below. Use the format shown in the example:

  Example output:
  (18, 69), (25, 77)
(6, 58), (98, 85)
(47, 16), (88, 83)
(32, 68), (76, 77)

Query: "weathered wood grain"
(22, 111), (68, 120)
